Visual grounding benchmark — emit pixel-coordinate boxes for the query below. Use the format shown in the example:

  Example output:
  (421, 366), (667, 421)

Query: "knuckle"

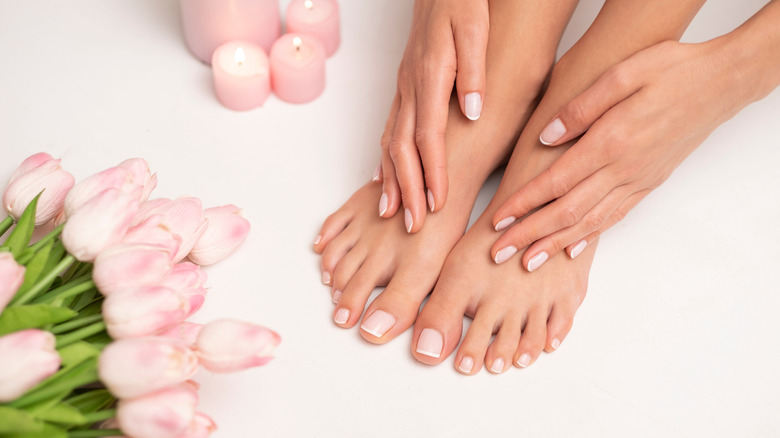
(548, 171), (571, 199)
(559, 204), (583, 228)
(583, 211), (606, 231)
(562, 100), (588, 129)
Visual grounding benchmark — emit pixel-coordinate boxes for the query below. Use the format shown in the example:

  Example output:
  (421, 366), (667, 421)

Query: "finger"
(389, 99), (427, 233)
(539, 62), (642, 146)
(379, 92), (402, 218)
(452, 12), (488, 122)
(491, 169), (617, 267)
(564, 189), (650, 258)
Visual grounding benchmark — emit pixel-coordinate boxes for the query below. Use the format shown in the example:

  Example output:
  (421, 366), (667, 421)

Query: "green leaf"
(1, 422), (67, 438)
(15, 240), (53, 296)
(0, 406), (44, 433)
(57, 341), (101, 368)
(10, 357), (98, 409)
(35, 402), (87, 426)
(0, 305), (77, 336)
(18, 389), (71, 417)
(64, 390), (113, 414)
(0, 193), (40, 259)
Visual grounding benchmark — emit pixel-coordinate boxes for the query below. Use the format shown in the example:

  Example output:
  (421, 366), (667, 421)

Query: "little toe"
(485, 315), (523, 375)
(513, 310), (548, 369)
(314, 207), (353, 254)
(453, 307), (499, 374)
(333, 257), (391, 328)
(320, 228), (358, 286)
(544, 303), (577, 353)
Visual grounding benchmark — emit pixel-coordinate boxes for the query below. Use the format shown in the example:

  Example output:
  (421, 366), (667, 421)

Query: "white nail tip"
(551, 338), (561, 350)
(404, 209), (413, 233)
(334, 308), (350, 325)
(313, 234), (322, 246)
(570, 240), (587, 259)
(458, 356), (474, 374)
(526, 251), (549, 272)
(517, 353), (531, 368)
(378, 193), (388, 217)
(427, 189), (435, 212)
(464, 92), (482, 121)
(494, 216), (516, 231)
(494, 246), (518, 264)
(490, 358), (505, 374)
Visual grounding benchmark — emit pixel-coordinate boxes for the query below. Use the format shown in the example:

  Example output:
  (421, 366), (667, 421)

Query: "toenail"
(404, 209), (413, 233)
(494, 246), (518, 264)
(313, 234), (322, 246)
(494, 216), (516, 232)
(551, 338), (561, 350)
(321, 271), (331, 285)
(458, 356), (474, 374)
(490, 358), (505, 374)
(378, 192), (388, 217)
(427, 189), (435, 212)
(569, 240), (587, 259)
(332, 290), (342, 304)
(516, 353), (531, 368)
(360, 310), (396, 338)
(527, 251), (549, 272)
(334, 308), (350, 325)
(372, 163), (381, 182)
(416, 328), (443, 358)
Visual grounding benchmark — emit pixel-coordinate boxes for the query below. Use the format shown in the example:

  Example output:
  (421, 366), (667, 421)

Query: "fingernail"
(458, 356), (474, 374)
(360, 310), (397, 338)
(539, 118), (566, 145)
(494, 246), (518, 264)
(570, 240), (587, 259)
(494, 216), (516, 232)
(313, 234), (322, 246)
(464, 92), (482, 121)
(334, 308), (350, 325)
(517, 353), (531, 368)
(427, 189), (435, 212)
(378, 192), (388, 217)
(416, 328), (443, 358)
(332, 290), (342, 304)
(404, 208), (413, 233)
(551, 338), (561, 350)
(490, 358), (505, 374)
(527, 251), (549, 272)
(321, 271), (331, 285)
(372, 163), (381, 182)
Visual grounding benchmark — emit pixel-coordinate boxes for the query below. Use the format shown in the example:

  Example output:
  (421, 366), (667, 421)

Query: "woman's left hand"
(490, 38), (762, 271)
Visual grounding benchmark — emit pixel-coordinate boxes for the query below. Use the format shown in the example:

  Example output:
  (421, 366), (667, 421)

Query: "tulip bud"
(188, 205), (250, 266)
(63, 167), (136, 218)
(160, 262), (208, 291)
(117, 158), (157, 204)
(0, 329), (61, 402)
(179, 413), (217, 438)
(122, 215), (182, 259)
(0, 252), (25, 313)
(103, 286), (189, 339)
(93, 243), (174, 296)
(99, 337), (198, 399)
(3, 153), (75, 226)
(116, 383), (198, 438)
(196, 319), (280, 373)
(61, 188), (139, 262)
(134, 197), (208, 263)
(156, 322), (203, 346)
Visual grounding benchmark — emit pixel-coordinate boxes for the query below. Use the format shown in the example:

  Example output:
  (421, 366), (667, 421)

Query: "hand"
(377, 0), (488, 233)
(490, 39), (761, 271)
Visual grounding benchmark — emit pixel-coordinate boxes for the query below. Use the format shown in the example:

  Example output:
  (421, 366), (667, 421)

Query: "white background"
(1, 1), (779, 437)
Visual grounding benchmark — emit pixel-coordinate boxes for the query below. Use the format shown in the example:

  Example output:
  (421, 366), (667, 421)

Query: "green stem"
(10, 358), (98, 408)
(0, 216), (14, 238)
(28, 223), (64, 252)
(11, 254), (76, 306)
(68, 429), (123, 438)
(81, 409), (116, 423)
(33, 278), (96, 304)
(56, 321), (107, 349)
(51, 314), (104, 335)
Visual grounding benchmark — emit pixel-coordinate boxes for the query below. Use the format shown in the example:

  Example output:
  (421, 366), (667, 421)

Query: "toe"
(411, 283), (471, 365)
(314, 206), (353, 254)
(453, 305), (497, 374)
(484, 314), (522, 375)
(331, 247), (367, 304)
(333, 256), (391, 329)
(513, 309), (547, 368)
(320, 228), (358, 286)
(544, 302), (577, 353)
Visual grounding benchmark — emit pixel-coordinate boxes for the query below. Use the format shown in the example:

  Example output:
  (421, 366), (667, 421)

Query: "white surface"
(1, 1), (779, 437)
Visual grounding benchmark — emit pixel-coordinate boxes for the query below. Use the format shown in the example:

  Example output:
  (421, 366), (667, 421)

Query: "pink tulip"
(177, 413), (217, 438)
(103, 286), (190, 339)
(99, 337), (198, 398)
(122, 215), (182, 259)
(188, 205), (250, 266)
(63, 167), (136, 218)
(157, 322), (203, 347)
(3, 152), (75, 225)
(134, 197), (208, 262)
(0, 252), (25, 313)
(0, 329), (61, 402)
(92, 243), (174, 296)
(160, 262), (208, 291)
(196, 319), (280, 373)
(61, 188), (139, 261)
(117, 158), (157, 203)
(183, 288), (207, 318)
(117, 383), (198, 438)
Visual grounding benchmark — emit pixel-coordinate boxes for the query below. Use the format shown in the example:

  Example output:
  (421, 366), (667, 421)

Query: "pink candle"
(270, 34), (326, 104)
(181, 0), (280, 64)
(212, 41), (271, 111)
(285, 0), (340, 57)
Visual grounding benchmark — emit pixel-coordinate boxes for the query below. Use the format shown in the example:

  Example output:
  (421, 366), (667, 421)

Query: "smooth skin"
(491, 0), (780, 272)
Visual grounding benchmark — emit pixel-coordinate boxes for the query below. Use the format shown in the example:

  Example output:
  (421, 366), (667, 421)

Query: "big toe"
(411, 282), (470, 366)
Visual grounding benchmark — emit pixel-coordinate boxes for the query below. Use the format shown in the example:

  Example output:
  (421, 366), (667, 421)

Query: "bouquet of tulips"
(0, 153), (280, 438)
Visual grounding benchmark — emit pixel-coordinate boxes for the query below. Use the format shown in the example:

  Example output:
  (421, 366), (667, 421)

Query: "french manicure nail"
(404, 209), (413, 233)
(416, 328), (443, 358)
(551, 338), (561, 350)
(464, 92), (482, 121)
(360, 310), (397, 338)
(378, 192), (388, 217)
(494, 246), (518, 264)
(570, 240), (587, 259)
(494, 216), (516, 231)
(372, 163), (381, 182)
(458, 356), (474, 374)
(334, 308), (350, 325)
(313, 234), (322, 246)
(427, 189), (435, 212)
(517, 353), (531, 368)
(332, 290), (342, 304)
(490, 358), (505, 374)
(321, 271), (331, 285)
(539, 118), (566, 145)
(527, 251), (549, 272)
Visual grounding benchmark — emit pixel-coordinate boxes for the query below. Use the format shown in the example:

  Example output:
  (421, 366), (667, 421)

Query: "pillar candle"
(212, 41), (271, 111)
(181, 0), (280, 64)
(270, 34), (326, 104)
(285, 0), (340, 57)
